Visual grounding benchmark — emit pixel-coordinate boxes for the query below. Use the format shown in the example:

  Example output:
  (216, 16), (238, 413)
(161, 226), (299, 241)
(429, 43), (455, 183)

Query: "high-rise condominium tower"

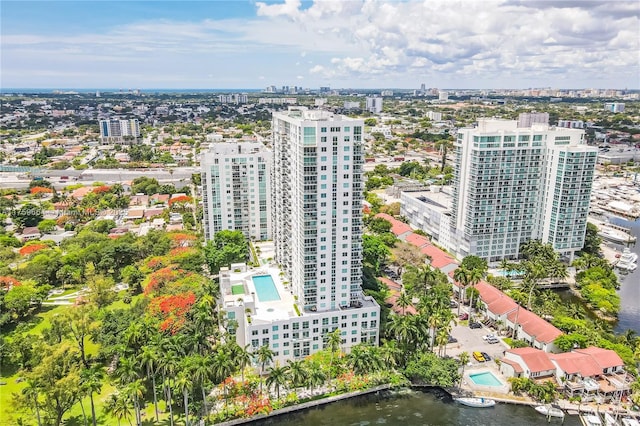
(272, 107), (375, 313)
(201, 142), (271, 241)
(452, 119), (597, 262)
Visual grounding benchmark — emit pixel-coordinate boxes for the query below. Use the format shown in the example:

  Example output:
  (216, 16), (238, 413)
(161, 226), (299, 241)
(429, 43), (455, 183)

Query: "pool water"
(252, 275), (280, 302)
(469, 371), (503, 387)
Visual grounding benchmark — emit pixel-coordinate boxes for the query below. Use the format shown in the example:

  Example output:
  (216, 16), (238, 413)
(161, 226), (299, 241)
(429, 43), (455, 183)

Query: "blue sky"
(2, 0), (639, 89)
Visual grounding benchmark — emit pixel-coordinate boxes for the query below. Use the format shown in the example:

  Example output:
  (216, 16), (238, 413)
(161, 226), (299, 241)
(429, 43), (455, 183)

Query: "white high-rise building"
(218, 107), (379, 365)
(604, 102), (625, 113)
(365, 96), (383, 114)
(201, 142), (271, 241)
(438, 90), (449, 101)
(451, 119), (597, 262)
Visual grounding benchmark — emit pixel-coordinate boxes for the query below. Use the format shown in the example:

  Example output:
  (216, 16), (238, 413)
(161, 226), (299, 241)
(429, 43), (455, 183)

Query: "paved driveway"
(445, 308), (509, 365)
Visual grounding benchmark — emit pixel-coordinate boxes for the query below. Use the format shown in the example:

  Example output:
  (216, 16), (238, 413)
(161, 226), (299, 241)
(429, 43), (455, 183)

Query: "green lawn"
(231, 284), (245, 295)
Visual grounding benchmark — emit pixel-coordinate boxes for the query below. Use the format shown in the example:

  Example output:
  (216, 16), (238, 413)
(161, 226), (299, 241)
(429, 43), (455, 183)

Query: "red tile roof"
(405, 233), (431, 248)
(574, 347), (624, 369)
(506, 308), (563, 344)
(385, 291), (418, 316)
(420, 244), (456, 269)
(549, 352), (602, 377)
(501, 357), (524, 373)
(374, 213), (412, 236)
(507, 347), (556, 373)
(378, 277), (402, 291)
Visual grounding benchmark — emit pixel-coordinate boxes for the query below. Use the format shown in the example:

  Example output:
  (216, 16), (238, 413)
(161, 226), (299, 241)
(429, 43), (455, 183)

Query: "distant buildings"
(517, 112), (549, 128)
(438, 90), (449, 101)
(218, 93), (248, 104)
(258, 98), (297, 105)
(365, 96), (383, 114)
(557, 120), (586, 129)
(343, 101), (360, 110)
(201, 142), (271, 242)
(604, 102), (625, 113)
(426, 111), (442, 121)
(99, 119), (140, 144)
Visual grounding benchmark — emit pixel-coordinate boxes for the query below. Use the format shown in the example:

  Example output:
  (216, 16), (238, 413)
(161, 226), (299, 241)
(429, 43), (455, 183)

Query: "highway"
(0, 167), (199, 190)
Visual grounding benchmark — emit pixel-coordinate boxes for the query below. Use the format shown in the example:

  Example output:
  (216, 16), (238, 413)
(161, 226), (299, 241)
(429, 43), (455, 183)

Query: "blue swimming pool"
(252, 275), (280, 302)
(469, 371), (503, 387)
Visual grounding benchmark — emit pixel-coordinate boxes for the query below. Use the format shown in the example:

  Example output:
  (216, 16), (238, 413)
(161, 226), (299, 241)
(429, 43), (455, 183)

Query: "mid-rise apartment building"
(365, 97), (383, 114)
(99, 119), (140, 143)
(450, 119), (597, 262)
(201, 142), (271, 241)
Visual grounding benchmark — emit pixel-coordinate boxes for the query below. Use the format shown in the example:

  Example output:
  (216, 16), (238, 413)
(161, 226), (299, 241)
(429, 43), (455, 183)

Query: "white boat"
(621, 418), (640, 426)
(535, 404), (565, 418)
(604, 412), (619, 426)
(598, 227), (636, 244)
(616, 248), (638, 271)
(582, 414), (603, 426)
(454, 397), (496, 408)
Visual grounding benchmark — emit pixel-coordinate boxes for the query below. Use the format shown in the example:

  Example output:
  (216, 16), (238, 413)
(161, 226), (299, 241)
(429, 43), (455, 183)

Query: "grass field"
(1, 296), (180, 425)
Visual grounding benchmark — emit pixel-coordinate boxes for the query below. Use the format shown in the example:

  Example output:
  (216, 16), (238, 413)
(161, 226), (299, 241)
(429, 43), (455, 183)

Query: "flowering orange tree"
(168, 232), (197, 247)
(19, 243), (49, 256)
(92, 185), (111, 194)
(0, 276), (21, 291)
(168, 195), (193, 206)
(30, 186), (53, 196)
(148, 291), (196, 333)
(142, 266), (183, 295)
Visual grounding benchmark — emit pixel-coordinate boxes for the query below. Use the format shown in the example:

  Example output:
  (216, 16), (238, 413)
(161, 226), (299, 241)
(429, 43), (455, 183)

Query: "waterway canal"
(253, 388), (582, 426)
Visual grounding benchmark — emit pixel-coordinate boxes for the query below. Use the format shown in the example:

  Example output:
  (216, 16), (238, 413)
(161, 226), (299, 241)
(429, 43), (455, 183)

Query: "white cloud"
(2, 0), (638, 88)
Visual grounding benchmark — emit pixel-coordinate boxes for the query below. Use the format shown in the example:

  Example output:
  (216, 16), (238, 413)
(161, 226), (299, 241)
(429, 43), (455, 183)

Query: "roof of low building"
(506, 347), (556, 373)
(374, 213), (413, 236)
(549, 352), (602, 377)
(574, 347), (624, 369)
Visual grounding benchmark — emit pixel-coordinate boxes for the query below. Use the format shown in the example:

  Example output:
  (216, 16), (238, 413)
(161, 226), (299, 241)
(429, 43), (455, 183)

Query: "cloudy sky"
(2, 0), (639, 89)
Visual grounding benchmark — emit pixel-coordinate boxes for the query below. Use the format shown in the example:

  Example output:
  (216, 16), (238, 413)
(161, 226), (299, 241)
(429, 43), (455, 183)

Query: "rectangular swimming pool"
(252, 275), (280, 302)
(469, 371), (503, 387)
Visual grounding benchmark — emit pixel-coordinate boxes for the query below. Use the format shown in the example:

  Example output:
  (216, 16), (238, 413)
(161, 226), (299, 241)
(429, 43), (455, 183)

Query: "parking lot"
(446, 307), (509, 365)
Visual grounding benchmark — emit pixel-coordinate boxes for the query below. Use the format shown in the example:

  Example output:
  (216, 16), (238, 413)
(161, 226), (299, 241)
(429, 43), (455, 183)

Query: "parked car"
(481, 352), (492, 362)
(482, 334), (496, 341)
(487, 337), (500, 344)
(449, 300), (458, 308)
(469, 322), (482, 329)
(447, 335), (458, 343)
(473, 351), (485, 362)
(459, 313), (469, 320)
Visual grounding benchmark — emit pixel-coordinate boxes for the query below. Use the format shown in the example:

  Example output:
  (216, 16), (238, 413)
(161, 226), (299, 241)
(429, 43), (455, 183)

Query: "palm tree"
(379, 340), (401, 369)
(523, 261), (546, 310)
(458, 352), (470, 387)
(126, 380), (145, 426)
(266, 364), (289, 399)
(286, 359), (307, 391)
(347, 345), (383, 375)
(255, 344), (275, 395)
(387, 315), (418, 366)
(159, 348), (180, 426)
(307, 364), (326, 393)
(104, 393), (132, 426)
(453, 267), (471, 316)
(190, 354), (213, 421)
(231, 343), (253, 384)
(396, 292), (412, 315)
(81, 365), (104, 426)
(212, 347), (234, 410)
(21, 378), (42, 426)
(326, 328), (342, 385)
(466, 267), (484, 316)
(139, 345), (159, 423)
(174, 372), (193, 426)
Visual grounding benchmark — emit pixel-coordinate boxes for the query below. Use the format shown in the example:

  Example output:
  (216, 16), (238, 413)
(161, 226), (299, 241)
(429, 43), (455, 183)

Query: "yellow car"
(473, 351), (485, 362)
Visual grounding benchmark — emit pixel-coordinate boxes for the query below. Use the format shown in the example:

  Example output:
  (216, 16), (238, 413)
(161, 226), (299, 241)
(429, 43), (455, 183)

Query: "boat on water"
(454, 397), (496, 408)
(604, 412), (619, 426)
(582, 414), (604, 426)
(616, 248), (638, 272)
(535, 404), (565, 418)
(598, 227), (636, 244)
(622, 417), (640, 426)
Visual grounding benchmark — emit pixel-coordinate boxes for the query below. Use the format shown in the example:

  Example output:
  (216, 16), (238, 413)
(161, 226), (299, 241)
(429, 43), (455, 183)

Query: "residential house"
(500, 347), (556, 379)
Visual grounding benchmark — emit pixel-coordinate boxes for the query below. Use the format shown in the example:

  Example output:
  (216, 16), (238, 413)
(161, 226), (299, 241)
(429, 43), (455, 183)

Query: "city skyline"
(2, 0), (639, 90)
